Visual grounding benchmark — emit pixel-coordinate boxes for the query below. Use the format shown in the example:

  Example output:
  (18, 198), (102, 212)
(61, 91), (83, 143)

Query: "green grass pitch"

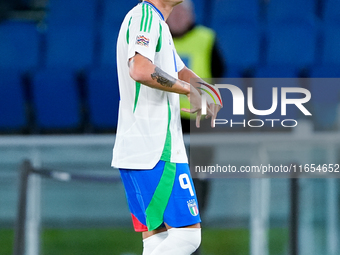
(0, 228), (288, 255)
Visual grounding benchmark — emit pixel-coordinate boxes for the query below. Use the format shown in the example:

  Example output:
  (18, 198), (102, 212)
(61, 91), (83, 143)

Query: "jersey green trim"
(144, 5), (150, 32)
(126, 16), (132, 44)
(140, 4), (153, 32)
(160, 100), (171, 161)
(133, 82), (141, 113)
(145, 161), (176, 231)
(140, 4), (146, 31)
(148, 7), (153, 33)
(156, 23), (162, 52)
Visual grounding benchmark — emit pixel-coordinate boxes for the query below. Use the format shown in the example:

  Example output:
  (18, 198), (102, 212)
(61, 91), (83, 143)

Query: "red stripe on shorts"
(131, 213), (148, 232)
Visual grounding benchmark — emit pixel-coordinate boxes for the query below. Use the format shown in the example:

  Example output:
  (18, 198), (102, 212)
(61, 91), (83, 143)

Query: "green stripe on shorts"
(145, 161), (176, 231)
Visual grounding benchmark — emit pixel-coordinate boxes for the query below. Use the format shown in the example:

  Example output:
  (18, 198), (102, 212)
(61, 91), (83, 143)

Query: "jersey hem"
(111, 158), (188, 170)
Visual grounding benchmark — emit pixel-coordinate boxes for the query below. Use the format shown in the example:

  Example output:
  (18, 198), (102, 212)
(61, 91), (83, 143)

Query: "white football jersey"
(112, 1), (188, 169)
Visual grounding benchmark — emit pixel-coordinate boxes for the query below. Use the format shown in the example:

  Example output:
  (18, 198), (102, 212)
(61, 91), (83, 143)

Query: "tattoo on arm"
(151, 67), (177, 88)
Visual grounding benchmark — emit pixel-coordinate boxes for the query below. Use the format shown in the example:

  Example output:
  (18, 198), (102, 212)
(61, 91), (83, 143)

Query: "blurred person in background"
(167, 2), (225, 254)
(112, 0), (222, 254)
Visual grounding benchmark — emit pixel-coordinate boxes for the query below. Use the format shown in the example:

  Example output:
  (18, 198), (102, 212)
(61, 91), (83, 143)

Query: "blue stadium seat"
(102, 0), (136, 28)
(32, 68), (81, 131)
(0, 20), (40, 71)
(266, 0), (317, 22)
(309, 65), (340, 130)
(47, 0), (98, 28)
(321, 25), (340, 65)
(45, 25), (95, 70)
(226, 66), (243, 78)
(266, 20), (317, 68)
(0, 70), (27, 131)
(255, 66), (300, 78)
(323, 0), (340, 23)
(310, 65), (340, 78)
(210, 0), (261, 71)
(99, 27), (119, 67)
(99, 0), (136, 67)
(192, 0), (208, 25)
(212, 21), (261, 71)
(309, 78), (340, 130)
(46, 0), (98, 70)
(86, 68), (119, 130)
(211, 0), (259, 23)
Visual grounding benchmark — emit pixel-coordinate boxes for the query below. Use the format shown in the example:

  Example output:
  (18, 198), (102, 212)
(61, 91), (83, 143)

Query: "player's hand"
(181, 85), (201, 128)
(206, 103), (222, 128)
(192, 81), (223, 128)
(182, 85), (214, 128)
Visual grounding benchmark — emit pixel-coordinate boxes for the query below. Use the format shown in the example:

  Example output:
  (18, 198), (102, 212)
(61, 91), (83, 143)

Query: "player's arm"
(178, 66), (203, 89)
(178, 66), (222, 128)
(129, 53), (202, 116)
(129, 53), (190, 95)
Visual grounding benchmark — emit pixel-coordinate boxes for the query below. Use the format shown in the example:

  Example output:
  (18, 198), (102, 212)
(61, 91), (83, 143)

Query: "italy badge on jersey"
(136, 35), (150, 47)
(187, 199), (199, 216)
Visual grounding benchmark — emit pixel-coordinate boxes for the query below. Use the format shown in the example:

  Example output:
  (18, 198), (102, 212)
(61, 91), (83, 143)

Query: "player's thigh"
(163, 163), (201, 228)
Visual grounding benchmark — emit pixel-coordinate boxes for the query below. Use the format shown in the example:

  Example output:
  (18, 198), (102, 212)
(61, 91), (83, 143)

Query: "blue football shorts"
(119, 160), (201, 232)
